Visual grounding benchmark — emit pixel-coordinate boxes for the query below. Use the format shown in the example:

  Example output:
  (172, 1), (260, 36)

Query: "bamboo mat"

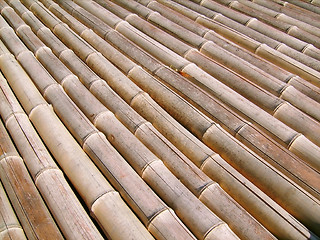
(0, 0), (319, 239)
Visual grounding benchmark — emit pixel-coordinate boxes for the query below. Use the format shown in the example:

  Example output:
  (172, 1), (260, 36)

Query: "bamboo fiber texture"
(2, 4), (272, 239)
(0, 5), (240, 239)
(0, 130), (27, 240)
(0, 86), (63, 240)
(19, 0), (318, 238)
(18, 1), (320, 240)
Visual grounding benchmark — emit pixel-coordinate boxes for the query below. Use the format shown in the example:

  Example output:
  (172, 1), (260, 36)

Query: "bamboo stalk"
(161, 0), (320, 79)
(0, 138), (27, 240)
(22, 1), (320, 238)
(5, 1), (262, 238)
(70, 0), (320, 156)
(253, 0), (320, 28)
(143, 0), (320, 104)
(198, 0), (320, 60)
(0, 110), (63, 240)
(1, 6), (195, 239)
(224, 0), (320, 48)
(72, 0), (320, 151)
(5, 7), (239, 239)
(239, 0), (320, 38)
(0, 27), (154, 240)
(0, 58), (105, 239)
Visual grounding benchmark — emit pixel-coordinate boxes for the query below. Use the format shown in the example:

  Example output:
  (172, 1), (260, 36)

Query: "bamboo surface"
(0, 38), (155, 240)
(0, 143), (27, 240)
(68, 0), (320, 169)
(0, 98), (63, 240)
(20, 0), (320, 238)
(0, 0), (320, 239)
(1, 4), (241, 239)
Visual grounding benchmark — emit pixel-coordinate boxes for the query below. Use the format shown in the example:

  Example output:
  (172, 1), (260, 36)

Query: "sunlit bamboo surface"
(0, 0), (319, 239)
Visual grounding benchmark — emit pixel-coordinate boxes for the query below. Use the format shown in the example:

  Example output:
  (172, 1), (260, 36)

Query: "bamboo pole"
(0, 28), (155, 240)
(141, 0), (320, 104)
(157, 0), (320, 80)
(18, 13), (274, 240)
(0, 40), (105, 240)
(64, 0), (320, 178)
(21, 0), (320, 239)
(196, 0), (320, 60)
(0, 147), (27, 240)
(125, 0), (320, 123)
(0, 99), (63, 240)
(3, 7), (240, 239)
(238, 0), (320, 38)
(220, 0), (320, 48)
(0, 7), (195, 240)
(252, 0), (320, 28)
(72, 0), (320, 150)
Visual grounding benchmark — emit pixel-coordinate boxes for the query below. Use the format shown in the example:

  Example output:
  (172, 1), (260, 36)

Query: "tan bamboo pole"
(21, 1), (320, 238)
(122, 0), (320, 123)
(0, 70), (104, 240)
(237, 0), (320, 38)
(140, 0), (320, 104)
(3, 7), (240, 240)
(193, 0), (320, 60)
(0, 88), (63, 240)
(253, 0), (320, 28)
(283, 0), (320, 14)
(0, 151), (27, 240)
(62, 0), (320, 172)
(214, 0), (320, 48)
(51, 0), (320, 190)
(156, 0), (320, 80)
(174, 0), (320, 62)
(0, 9), (197, 240)
(5, 4), (272, 239)
(0, 33), (156, 240)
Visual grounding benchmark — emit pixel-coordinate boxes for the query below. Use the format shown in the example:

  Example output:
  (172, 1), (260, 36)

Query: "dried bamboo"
(3, 1), (264, 238)
(66, 0), (320, 175)
(222, 0), (320, 48)
(0, 105), (63, 240)
(4, 7), (239, 239)
(125, 0), (320, 122)
(33, 25), (272, 240)
(196, 0), (320, 60)
(157, 0), (320, 82)
(0, 44), (105, 240)
(253, 0), (320, 27)
(0, 30), (154, 240)
(21, 0), (320, 239)
(238, 0), (320, 38)
(0, 150), (27, 240)
(141, 0), (320, 104)
(0, 6), (196, 240)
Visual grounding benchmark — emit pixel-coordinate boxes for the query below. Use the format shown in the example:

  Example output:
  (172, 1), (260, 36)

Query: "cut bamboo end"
(289, 135), (320, 172)
(280, 85), (320, 122)
(0, 228), (27, 240)
(29, 104), (114, 206)
(273, 102), (320, 147)
(148, 208), (196, 240)
(91, 191), (154, 240)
